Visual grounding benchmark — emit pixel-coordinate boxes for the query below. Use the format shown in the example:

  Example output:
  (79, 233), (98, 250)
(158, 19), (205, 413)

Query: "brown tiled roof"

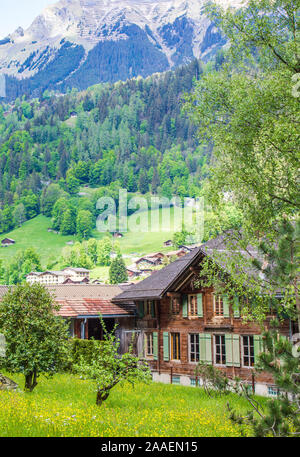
(48, 284), (135, 317)
(55, 299), (133, 318)
(46, 284), (124, 300)
(0, 284), (135, 317)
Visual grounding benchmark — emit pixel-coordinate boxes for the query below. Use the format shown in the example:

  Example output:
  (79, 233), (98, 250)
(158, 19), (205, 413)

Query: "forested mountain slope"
(0, 59), (211, 237)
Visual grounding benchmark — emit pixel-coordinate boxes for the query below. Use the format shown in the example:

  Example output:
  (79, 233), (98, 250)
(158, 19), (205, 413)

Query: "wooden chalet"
(126, 266), (143, 279)
(178, 244), (201, 253)
(63, 277), (90, 285)
(135, 252), (165, 269)
(1, 238), (15, 247)
(112, 232), (124, 239)
(165, 249), (186, 259)
(113, 235), (295, 396)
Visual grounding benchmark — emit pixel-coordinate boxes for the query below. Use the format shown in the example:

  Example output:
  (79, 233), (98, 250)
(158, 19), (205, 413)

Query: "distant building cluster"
(126, 243), (201, 279)
(26, 268), (90, 285)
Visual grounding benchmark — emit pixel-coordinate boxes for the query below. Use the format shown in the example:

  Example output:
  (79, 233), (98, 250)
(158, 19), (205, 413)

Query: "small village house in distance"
(1, 238), (15, 247)
(26, 268), (90, 285)
(113, 234), (295, 397)
(112, 232), (124, 239)
(135, 252), (165, 269)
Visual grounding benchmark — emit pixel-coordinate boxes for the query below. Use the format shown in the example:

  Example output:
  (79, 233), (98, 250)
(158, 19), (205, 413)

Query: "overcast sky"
(0, 0), (57, 38)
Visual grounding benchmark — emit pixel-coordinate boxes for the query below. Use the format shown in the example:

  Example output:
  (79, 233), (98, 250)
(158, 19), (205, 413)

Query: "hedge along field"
(0, 373), (255, 437)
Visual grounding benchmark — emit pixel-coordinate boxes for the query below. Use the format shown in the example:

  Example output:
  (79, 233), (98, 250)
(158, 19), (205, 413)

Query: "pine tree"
(252, 218), (300, 328)
(109, 254), (128, 285)
(151, 168), (160, 194)
(228, 325), (300, 437)
(61, 208), (76, 235)
(138, 169), (149, 194)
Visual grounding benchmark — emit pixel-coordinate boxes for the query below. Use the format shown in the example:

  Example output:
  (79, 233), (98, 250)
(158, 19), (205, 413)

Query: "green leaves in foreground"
(74, 318), (151, 406)
(0, 283), (70, 391)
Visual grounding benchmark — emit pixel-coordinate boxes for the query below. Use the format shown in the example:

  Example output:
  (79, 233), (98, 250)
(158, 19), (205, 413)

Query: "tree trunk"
(24, 370), (38, 392)
(296, 284), (300, 334)
(96, 389), (111, 406)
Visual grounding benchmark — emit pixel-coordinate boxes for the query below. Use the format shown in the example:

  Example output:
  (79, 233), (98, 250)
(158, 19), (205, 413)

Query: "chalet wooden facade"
(0, 233), (296, 397)
(114, 235), (295, 397)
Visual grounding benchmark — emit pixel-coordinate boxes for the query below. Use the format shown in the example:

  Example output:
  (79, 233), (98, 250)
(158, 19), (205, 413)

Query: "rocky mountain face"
(0, 0), (243, 97)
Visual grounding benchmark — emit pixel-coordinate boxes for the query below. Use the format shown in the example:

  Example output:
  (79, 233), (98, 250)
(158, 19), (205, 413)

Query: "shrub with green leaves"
(71, 338), (103, 367)
(195, 362), (231, 397)
(0, 283), (70, 392)
(74, 319), (151, 406)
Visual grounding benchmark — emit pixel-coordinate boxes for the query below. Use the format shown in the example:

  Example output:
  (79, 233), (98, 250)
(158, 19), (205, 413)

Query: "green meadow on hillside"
(0, 216), (77, 266)
(92, 205), (181, 255)
(0, 372), (257, 437)
(0, 206), (185, 270)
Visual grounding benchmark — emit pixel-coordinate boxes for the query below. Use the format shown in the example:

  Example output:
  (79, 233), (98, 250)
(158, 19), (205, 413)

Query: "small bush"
(71, 339), (103, 368)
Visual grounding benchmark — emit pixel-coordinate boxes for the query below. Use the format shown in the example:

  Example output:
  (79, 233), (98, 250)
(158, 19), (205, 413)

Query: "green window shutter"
(197, 293), (203, 317)
(137, 301), (144, 318)
(254, 335), (263, 362)
(151, 301), (155, 318)
(225, 334), (233, 367)
(199, 333), (206, 362)
(163, 332), (169, 361)
(205, 334), (212, 364)
(182, 294), (188, 318)
(223, 295), (230, 317)
(233, 295), (240, 318)
(232, 335), (241, 367)
(153, 332), (158, 360)
(200, 333), (212, 364)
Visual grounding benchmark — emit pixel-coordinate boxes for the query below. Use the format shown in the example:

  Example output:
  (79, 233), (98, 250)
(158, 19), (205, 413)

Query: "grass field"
(0, 206), (182, 270)
(91, 206), (180, 255)
(0, 215), (77, 266)
(0, 373), (256, 437)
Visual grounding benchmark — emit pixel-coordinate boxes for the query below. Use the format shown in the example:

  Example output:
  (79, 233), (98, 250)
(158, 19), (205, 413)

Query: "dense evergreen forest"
(0, 59), (213, 237)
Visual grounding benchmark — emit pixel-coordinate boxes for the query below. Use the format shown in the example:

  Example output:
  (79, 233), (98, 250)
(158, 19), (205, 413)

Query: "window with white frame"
(171, 297), (180, 315)
(145, 333), (153, 356)
(215, 334), (226, 365)
(242, 335), (255, 367)
(171, 333), (180, 360)
(268, 386), (279, 397)
(189, 334), (200, 362)
(188, 294), (198, 316)
(145, 300), (155, 317)
(214, 295), (224, 316)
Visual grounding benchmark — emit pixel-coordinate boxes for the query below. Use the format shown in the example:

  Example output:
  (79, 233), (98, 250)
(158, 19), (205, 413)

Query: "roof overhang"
(74, 314), (134, 319)
(113, 248), (205, 303)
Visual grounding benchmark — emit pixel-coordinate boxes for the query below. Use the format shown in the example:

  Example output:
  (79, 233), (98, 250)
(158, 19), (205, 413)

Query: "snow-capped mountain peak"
(0, 0), (244, 97)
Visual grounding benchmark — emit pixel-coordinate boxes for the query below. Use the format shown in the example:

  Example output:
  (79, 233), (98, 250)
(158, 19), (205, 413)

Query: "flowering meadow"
(0, 373), (255, 437)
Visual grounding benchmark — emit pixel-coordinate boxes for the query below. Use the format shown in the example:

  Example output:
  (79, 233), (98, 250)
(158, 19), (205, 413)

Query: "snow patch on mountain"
(0, 0), (244, 91)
